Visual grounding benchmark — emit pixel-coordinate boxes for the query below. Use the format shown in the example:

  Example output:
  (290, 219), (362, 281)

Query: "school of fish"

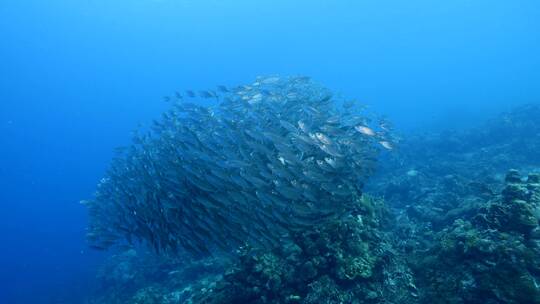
(83, 76), (395, 256)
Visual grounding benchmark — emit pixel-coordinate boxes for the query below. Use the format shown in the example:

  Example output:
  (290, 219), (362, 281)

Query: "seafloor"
(88, 104), (540, 304)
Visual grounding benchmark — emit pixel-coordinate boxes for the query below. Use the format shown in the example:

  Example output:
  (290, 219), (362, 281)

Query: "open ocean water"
(1, 1), (540, 303)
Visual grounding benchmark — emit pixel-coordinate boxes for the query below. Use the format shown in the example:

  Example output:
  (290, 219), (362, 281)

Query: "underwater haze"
(1, 1), (540, 303)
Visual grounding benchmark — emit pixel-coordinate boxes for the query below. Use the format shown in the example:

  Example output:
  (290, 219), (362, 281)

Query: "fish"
(217, 85), (229, 93)
(315, 132), (333, 145)
(279, 119), (298, 133)
(316, 159), (335, 172)
(379, 141), (394, 150)
(355, 125), (376, 136)
(83, 75), (388, 256)
(297, 120), (310, 133)
(292, 75), (311, 82)
(324, 157), (343, 169)
(249, 93), (263, 104)
(198, 90), (214, 98)
(275, 184), (303, 200)
(343, 100), (356, 109)
(259, 76), (280, 84)
(319, 144), (343, 158)
(263, 131), (284, 143)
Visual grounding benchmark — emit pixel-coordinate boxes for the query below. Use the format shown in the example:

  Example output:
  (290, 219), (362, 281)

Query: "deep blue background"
(1, 1), (539, 303)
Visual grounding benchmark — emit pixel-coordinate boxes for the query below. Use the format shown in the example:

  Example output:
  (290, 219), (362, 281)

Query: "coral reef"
(89, 249), (226, 304)
(87, 103), (540, 303)
(189, 196), (416, 304)
(410, 171), (540, 303)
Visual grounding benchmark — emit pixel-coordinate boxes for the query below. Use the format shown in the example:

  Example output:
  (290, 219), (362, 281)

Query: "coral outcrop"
(190, 196), (417, 304)
(411, 170), (540, 303)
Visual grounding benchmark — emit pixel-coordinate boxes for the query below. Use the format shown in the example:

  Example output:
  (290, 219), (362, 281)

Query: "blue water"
(1, 1), (539, 303)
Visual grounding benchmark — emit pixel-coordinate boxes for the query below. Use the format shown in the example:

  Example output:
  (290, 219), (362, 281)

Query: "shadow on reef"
(86, 100), (540, 303)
